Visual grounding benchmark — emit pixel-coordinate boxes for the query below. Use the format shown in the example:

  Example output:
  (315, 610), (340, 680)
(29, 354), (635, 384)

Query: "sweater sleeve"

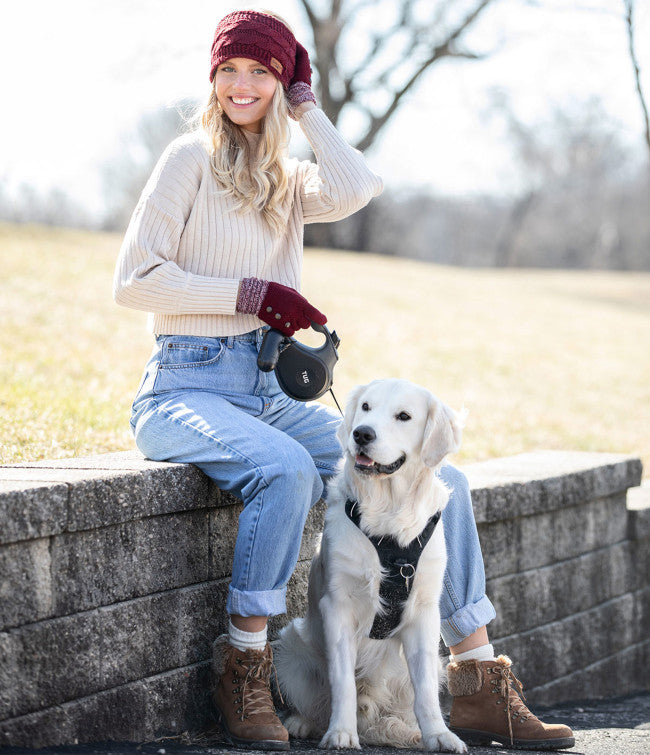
(297, 108), (383, 224)
(113, 137), (240, 315)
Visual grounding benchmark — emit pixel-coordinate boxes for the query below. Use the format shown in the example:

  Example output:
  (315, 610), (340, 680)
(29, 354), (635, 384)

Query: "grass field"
(1, 222), (649, 478)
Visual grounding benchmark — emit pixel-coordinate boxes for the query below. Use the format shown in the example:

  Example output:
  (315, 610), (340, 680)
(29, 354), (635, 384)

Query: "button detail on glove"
(237, 277), (326, 337)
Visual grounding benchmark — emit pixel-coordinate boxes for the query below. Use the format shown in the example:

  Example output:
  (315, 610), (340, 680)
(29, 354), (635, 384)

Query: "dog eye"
(361, 402), (370, 411)
(396, 412), (411, 421)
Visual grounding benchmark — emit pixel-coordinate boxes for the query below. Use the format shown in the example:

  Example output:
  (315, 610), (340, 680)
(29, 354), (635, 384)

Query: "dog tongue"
(355, 454), (374, 467)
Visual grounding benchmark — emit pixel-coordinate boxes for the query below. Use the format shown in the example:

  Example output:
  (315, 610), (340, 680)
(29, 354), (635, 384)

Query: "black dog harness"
(345, 498), (441, 640)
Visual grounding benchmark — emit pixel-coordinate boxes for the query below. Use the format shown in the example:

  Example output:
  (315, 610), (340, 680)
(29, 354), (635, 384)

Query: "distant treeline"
(306, 171), (650, 270)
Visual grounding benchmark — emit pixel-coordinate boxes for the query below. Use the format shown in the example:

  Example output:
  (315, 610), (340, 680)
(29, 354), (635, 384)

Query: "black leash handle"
(257, 328), (289, 372)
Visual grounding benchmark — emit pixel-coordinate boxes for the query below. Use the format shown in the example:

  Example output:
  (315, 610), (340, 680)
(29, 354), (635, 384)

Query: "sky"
(1, 0), (649, 219)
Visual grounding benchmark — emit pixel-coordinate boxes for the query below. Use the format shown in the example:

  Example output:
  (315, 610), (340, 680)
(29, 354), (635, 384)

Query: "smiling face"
(213, 57), (279, 133)
(342, 380), (432, 477)
(337, 379), (464, 479)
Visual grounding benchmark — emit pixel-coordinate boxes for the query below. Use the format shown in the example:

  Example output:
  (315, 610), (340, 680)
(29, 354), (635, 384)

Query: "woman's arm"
(296, 108), (383, 224)
(113, 137), (240, 316)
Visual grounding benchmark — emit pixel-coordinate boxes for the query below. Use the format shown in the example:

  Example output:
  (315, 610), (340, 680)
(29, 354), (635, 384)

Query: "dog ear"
(336, 383), (368, 449)
(421, 398), (466, 468)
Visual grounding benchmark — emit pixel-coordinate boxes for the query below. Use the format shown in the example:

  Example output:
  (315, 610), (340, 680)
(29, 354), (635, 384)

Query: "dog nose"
(353, 425), (376, 446)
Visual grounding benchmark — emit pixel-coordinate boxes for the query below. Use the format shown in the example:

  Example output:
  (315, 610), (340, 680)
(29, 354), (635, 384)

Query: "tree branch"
(624, 0), (650, 159)
(353, 0), (494, 151)
(296, 0), (318, 30)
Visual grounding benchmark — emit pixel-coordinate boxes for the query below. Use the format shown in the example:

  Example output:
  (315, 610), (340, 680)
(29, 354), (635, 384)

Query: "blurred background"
(1, 0), (649, 471)
(2, 0), (649, 267)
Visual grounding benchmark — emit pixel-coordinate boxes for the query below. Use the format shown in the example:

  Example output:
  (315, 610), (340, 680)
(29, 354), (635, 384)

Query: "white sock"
(228, 619), (268, 652)
(450, 643), (496, 664)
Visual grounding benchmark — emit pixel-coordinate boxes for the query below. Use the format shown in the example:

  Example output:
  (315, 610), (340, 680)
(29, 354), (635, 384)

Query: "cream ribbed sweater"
(113, 108), (383, 336)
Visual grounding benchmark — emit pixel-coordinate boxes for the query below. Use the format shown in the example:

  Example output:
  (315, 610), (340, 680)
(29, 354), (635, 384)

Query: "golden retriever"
(274, 379), (467, 752)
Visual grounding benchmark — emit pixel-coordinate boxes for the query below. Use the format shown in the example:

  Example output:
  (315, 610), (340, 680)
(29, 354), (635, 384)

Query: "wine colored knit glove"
(287, 42), (317, 117)
(291, 42), (312, 87)
(237, 278), (327, 337)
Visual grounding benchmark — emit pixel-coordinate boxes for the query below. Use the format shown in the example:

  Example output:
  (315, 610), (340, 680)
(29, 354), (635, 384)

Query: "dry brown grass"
(1, 223), (648, 477)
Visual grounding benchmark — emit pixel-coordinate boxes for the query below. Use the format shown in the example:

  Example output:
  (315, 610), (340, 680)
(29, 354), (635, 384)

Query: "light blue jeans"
(130, 329), (495, 646)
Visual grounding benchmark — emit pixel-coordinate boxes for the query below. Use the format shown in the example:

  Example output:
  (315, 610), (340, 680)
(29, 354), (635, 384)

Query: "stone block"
(99, 591), (181, 688)
(0, 663), (213, 749)
(208, 504), (241, 580)
(300, 500), (326, 561)
(488, 540), (635, 639)
(65, 466), (212, 532)
(177, 580), (229, 666)
(480, 494), (628, 580)
(64, 679), (149, 745)
(143, 662), (212, 739)
(0, 480), (68, 545)
(1, 453), (216, 538)
(553, 493), (627, 562)
(495, 593), (636, 690)
(207, 498), (324, 583)
(633, 534), (650, 594)
(10, 610), (102, 718)
(478, 517), (519, 579)
(51, 511), (209, 614)
(0, 703), (75, 749)
(286, 559), (311, 619)
(0, 538), (52, 630)
(627, 482), (650, 541)
(487, 568), (543, 639)
(268, 559), (311, 640)
(634, 586), (650, 643)
(467, 451), (642, 523)
(0, 631), (18, 720)
(527, 641), (650, 706)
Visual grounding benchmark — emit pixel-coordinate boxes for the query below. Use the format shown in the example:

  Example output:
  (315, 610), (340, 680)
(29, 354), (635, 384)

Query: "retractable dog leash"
(257, 322), (343, 414)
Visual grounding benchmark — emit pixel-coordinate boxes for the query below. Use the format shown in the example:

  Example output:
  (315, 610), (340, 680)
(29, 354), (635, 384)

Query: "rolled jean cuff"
(226, 585), (287, 617)
(441, 595), (497, 647)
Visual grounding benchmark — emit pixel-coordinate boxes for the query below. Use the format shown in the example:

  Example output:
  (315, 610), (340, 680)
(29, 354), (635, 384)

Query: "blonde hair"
(199, 70), (291, 235)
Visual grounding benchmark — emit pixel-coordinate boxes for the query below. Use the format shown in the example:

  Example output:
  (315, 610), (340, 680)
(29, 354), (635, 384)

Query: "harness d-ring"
(399, 563), (416, 591)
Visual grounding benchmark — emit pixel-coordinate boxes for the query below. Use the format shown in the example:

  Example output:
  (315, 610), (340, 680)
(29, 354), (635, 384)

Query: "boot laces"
(491, 664), (532, 744)
(235, 652), (283, 721)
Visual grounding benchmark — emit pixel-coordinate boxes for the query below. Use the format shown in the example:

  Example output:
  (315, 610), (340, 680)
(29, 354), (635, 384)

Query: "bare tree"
(297, 0), (497, 152)
(623, 0), (650, 160)
(487, 93), (642, 268)
(298, 0), (497, 247)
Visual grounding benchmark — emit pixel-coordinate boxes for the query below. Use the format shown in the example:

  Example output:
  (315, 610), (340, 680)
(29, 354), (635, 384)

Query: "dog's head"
(337, 379), (464, 477)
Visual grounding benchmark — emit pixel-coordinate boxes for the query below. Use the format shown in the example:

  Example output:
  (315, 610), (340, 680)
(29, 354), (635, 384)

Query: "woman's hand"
(289, 94), (317, 120)
(287, 42), (317, 119)
(237, 278), (326, 337)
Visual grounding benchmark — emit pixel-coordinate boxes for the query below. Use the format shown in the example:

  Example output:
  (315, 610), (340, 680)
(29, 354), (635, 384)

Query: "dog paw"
(319, 728), (361, 749)
(423, 729), (467, 753)
(283, 713), (318, 739)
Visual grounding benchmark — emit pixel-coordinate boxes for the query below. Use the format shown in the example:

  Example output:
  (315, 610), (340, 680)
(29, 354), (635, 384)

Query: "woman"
(114, 10), (573, 752)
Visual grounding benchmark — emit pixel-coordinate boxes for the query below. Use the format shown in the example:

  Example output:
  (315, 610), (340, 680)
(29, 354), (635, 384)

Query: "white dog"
(274, 379), (467, 752)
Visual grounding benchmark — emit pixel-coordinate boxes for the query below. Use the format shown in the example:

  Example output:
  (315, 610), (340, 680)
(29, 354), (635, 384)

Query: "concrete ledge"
(465, 450), (642, 522)
(0, 454), (215, 545)
(0, 449), (646, 747)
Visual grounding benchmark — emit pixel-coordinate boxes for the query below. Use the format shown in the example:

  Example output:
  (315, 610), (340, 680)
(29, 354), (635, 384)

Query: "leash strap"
(345, 498), (441, 639)
(329, 387), (343, 416)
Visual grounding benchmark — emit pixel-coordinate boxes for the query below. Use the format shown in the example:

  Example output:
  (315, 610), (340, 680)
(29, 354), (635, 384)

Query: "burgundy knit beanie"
(209, 10), (309, 89)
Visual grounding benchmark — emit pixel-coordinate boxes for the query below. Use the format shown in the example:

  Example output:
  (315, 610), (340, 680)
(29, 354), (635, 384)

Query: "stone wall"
(0, 450), (646, 748)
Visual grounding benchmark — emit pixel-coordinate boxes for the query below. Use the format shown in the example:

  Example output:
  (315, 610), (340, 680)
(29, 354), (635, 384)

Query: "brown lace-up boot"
(212, 635), (289, 751)
(447, 655), (574, 750)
